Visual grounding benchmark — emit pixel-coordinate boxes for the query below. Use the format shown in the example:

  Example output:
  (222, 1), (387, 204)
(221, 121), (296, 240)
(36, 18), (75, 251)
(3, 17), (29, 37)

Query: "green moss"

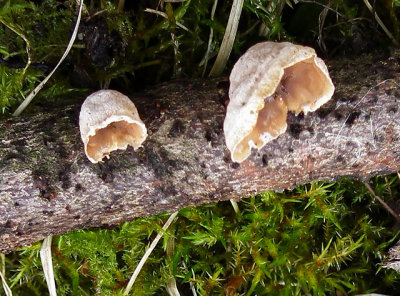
(4, 176), (400, 295)
(1, 0), (399, 114)
(1, 1), (400, 295)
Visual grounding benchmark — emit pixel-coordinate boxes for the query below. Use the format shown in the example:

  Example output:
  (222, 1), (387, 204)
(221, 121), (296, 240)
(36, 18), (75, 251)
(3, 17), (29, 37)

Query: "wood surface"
(0, 49), (399, 253)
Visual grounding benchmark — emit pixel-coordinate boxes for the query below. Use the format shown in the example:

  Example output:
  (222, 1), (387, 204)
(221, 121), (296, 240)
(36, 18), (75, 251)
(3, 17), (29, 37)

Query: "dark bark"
(1, 49), (400, 253)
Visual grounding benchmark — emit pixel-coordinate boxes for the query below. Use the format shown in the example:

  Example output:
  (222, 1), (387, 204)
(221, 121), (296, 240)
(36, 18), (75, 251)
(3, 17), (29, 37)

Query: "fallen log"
(0, 49), (399, 253)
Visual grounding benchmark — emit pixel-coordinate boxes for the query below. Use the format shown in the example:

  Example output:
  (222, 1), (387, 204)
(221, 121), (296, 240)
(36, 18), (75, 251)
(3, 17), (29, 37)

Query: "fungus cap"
(79, 90), (147, 163)
(224, 41), (335, 163)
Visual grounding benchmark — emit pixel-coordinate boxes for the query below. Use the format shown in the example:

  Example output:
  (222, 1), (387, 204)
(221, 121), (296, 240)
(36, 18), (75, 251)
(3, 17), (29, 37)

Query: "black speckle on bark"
(231, 162), (240, 169)
(217, 80), (229, 90)
(3, 152), (24, 162)
(196, 112), (206, 123)
(10, 139), (27, 148)
(262, 154), (268, 166)
(158, 184), (178, 197)
(98, 162), (114, 183)
(111, 194), (122, 202)
(223, 155), (230, 163)
(217, 80), (229, 107)
(5, 220), (15, 228)
(289, 124), (303, 139)
(54, 140), (69, 159)
(388, 106), (398, 114)
(344, 96), (358, 103)
(42, 210), (54, 216)
(297, 112), (304, 120)
(334, 111), (344, 121)
(205, 130), (214, 142)
(32, 170), (56, 200)
(168, 120), (185, 138)
(317, 108), (332, 119)
(205, 128), (220, 147)
(369, 94), (379, 104)
(58, 165), (72, 189)
(346, 111), (361, 126)
(75, 183), (83, 191)
(142, 142), (178, 178)
(336, 155), (345, 163)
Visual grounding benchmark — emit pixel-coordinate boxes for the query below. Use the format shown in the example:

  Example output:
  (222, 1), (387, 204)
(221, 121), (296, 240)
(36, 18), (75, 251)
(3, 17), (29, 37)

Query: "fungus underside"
(87, 120), (144, 161)
(234, 57), (331, 161)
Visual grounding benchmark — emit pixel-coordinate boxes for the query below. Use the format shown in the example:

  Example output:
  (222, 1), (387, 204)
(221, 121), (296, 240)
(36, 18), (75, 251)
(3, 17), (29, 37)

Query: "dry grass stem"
(123, 212), (179, 295)
(363, 182), (400, 224)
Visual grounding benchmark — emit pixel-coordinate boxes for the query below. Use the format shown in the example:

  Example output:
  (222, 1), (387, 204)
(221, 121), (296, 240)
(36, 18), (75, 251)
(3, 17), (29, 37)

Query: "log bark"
(383, 240), (400, 272)
(0, 49), (400, 253)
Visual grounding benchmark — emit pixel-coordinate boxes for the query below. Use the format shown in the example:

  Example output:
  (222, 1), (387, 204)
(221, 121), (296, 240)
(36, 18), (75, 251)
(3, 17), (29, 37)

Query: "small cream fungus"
(79, 90), (147, 163)
(224, 41), (335, 163)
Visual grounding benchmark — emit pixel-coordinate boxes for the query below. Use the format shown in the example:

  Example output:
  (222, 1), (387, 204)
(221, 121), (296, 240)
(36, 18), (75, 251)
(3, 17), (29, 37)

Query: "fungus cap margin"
(224, 41), (335, 163)
(79, 90), (147, 163)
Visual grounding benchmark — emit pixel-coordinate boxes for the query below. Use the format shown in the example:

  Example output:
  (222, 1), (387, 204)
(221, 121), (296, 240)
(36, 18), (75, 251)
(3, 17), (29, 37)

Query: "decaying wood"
(0, 49), (399, 253)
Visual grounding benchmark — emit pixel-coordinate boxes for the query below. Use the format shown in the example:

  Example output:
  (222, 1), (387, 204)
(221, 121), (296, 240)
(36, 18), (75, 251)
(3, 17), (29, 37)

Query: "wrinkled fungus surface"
(224, 42), (335, 163)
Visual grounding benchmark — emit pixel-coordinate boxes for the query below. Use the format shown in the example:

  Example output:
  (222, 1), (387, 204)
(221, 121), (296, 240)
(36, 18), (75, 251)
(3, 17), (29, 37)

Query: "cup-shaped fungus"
(224, 41), (335, 163)
(79, 90), (147, 163)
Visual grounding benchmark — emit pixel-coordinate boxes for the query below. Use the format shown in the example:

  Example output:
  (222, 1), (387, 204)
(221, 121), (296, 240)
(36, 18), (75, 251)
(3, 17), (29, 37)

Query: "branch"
(0, 49), (399, 253)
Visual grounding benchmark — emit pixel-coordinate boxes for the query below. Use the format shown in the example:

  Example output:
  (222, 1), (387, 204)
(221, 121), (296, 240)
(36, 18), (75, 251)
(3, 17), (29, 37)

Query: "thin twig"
(84, 9), (107, 21)
(333, 79), (394, 145)
(144, 8), (191, 32)
(317, 0), (334, 54)
(12, 0), (84, 116)
(363, 182), (400, 224)
(361, 0), (399, 46)
(123, 212), (179, 295)
(201, 0), (218, 77)
(166, 4), (182, 78)
(300, 0), (347, 19)
(0, 19), (32, 80)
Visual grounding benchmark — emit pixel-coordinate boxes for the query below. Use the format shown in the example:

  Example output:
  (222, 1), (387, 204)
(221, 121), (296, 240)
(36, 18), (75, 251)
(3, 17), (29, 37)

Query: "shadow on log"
(0, 49), (400, 253)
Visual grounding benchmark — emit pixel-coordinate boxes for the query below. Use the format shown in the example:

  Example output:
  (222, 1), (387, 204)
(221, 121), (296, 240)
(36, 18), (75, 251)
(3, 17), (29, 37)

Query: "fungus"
(79, 90), (147, 163)
(224, 41), (335, 163)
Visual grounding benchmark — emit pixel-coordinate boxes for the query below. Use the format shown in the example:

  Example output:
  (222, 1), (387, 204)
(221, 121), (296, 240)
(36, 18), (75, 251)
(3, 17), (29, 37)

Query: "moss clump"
(3, 176), (400, 295)
(2, 1), (400, 295)
(2, 0), (398, 115)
